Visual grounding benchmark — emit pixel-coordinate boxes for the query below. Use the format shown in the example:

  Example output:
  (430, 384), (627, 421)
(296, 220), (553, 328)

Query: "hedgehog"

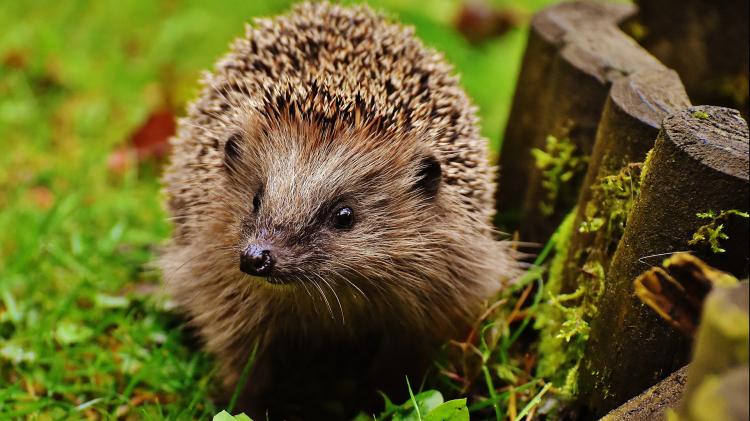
(158, 2), (519, 419)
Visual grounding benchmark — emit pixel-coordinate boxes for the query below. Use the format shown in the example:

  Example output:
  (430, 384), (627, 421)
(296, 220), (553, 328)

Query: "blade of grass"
(481, 364), (502, 421)
(405, 376), (422, 421)
(228, 341), (259, 413)
(467, 380), (538, 411)
(507, 275), (545, 347)
(514, 383), (551, 421)
(511, 220), (564, 291)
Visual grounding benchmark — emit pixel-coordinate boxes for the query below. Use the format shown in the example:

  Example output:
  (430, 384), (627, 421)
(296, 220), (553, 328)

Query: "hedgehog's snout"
(240, 244), (274, 277)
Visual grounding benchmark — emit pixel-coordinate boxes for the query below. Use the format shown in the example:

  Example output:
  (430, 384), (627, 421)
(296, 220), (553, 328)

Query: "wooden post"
(496, 2), (668, 242)
(557, 69), (690, 295)
(600, 365), (689, 421)
(630, 0), (750, 119)
(578, 106), (749, 418)
(495, 0), (635, 231)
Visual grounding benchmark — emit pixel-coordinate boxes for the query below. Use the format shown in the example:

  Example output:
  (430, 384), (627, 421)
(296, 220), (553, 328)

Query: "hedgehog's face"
(220, 122), (447, 296)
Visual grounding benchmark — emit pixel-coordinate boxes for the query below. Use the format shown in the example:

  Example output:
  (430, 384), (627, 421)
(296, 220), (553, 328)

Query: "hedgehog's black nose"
(240, 245), (274, 276)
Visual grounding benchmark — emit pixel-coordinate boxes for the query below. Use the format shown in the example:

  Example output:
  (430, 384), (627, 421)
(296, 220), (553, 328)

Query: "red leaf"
(108, 109), (175, 175)
(27, 186), (54, 210)
(129, 109), (175, 162)
(455, 1), (522, 44)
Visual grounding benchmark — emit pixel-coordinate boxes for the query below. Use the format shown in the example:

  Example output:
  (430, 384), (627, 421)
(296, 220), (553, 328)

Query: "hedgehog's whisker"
(341, 276), (368, 304)
(161, 251), (205, 284)
(329, 264), (369, 303)
(297, 275), (317, 313)
(319, 274), (344, 325)
(308, 274), (334, 320)
(299, 273), (322, 317)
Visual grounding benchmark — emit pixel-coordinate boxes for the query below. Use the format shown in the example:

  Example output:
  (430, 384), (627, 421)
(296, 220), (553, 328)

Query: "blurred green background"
(0, 0), (557, 418)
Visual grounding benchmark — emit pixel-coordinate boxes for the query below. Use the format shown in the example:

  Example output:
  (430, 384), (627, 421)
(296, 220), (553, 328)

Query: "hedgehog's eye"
(332, 207), (354, 230)
(224, 133), (243, 174)
(252, 190), (262, 213)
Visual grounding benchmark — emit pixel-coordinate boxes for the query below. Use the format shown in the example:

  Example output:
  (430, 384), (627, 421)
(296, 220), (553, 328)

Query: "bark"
(495, 0), (636, 231)
(558, 69), (690, 295)
(578, 106), (749, 418)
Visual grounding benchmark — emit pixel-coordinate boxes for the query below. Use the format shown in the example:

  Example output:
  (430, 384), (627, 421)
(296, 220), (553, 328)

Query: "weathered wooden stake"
(495, 0), (635, 232)
(578, 106), (749, 418)
(558, 69), (690, 295)
(496, 1), (669, 242)
(601, 365), (689, 421)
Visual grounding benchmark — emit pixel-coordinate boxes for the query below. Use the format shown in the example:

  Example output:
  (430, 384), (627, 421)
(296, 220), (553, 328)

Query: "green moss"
(535, 209), (596, 395)
(625, 20), (648, 41)
(578, 202), (605, 234)
(547, 209), (578, 295)
(580, 163), (643, 247)
(689, 209), (749, 253)
(692, 110), (710, 120)
(536, 162), (644, 400)
(531, 135), (588, 216)
(640, 148), (655, 185)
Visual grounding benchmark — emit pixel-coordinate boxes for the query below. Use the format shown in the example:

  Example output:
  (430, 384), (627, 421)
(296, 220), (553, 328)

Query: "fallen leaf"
(2, 49), (28, 70)
(633, 254), (739, 336)
(108, 108), (175, 174)
(27, 186), (54, 209)
(129, 109), (175, 162)
(455, 0), (523, 44)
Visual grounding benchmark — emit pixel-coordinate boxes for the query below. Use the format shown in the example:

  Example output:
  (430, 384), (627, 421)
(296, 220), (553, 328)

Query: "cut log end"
(610, 69), (691, 128)
(531, 0), (636, 45)
(663, 106), (749, 181)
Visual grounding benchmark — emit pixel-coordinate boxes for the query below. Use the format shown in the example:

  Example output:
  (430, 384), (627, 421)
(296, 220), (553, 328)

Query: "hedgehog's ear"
(224, 133), (243, 175)
(414, 155), (442, 199)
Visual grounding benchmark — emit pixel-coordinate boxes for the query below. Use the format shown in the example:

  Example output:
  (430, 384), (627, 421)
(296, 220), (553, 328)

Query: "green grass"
(1, 0), (559, 419)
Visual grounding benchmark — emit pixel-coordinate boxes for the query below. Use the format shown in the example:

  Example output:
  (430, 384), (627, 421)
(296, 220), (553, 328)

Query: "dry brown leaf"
(455, 0), (523, 44)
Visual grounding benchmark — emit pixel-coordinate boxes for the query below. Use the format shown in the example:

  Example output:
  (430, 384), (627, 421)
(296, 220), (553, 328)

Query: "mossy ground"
(1, 0), (561, 419)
